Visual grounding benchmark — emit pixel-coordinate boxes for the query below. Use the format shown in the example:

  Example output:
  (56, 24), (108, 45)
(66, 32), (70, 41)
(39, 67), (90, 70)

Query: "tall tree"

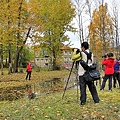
(29, 0), (75, 70)
(74, 0), (86, 44)
(0, 0), (32, 72)
(88, 3), (114, 60)
(111, 0), (119, 57)
(0, 0), (75, 71)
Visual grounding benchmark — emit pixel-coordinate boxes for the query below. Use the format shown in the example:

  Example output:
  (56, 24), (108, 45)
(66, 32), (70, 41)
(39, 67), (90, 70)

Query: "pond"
(28, 74), (79, 96)
(0, 73), (79, 101)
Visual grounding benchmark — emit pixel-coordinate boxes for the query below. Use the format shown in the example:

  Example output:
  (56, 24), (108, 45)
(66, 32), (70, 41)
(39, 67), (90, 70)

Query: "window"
(37, 59), (39, 61)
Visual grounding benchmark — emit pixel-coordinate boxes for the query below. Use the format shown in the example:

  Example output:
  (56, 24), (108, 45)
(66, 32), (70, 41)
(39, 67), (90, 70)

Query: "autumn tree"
(29, 0), (75, 70)
(0, 0), (32, 73)
(111, 0), (119, 57)
(88, 3), (114, 61)
(0, 0), (75, 71)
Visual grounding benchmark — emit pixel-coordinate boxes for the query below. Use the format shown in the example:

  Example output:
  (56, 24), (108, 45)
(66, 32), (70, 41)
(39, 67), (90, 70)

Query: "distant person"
(26, 62), (32, 80)
(28, 89), (36, 99)
(113, 58), (120, 88)
(100, 53), (115, 91)
(26, 85), (36, 99)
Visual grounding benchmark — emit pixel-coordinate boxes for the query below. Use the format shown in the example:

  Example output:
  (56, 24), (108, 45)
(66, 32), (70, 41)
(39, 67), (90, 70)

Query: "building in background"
(31, 46), (73, 69)
(34, 55), (52, 69)
(60, 46), (73, 68)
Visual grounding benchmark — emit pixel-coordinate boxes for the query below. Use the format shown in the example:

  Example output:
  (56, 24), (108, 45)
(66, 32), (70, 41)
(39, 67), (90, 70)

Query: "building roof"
(60, 46), (72, 50)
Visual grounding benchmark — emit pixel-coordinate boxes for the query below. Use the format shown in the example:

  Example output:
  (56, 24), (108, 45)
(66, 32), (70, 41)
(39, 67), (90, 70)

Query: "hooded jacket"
(114, 61), (120, 72)
(102, 58), (115, 74)
(27, 62), (32, 72)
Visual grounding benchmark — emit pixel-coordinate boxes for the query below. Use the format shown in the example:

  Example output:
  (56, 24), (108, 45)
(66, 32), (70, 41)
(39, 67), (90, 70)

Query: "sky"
(66, 0), (120, 49)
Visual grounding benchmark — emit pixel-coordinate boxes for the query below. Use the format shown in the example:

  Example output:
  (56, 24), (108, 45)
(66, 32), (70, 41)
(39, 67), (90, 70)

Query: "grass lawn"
(0, 69), (120, 120)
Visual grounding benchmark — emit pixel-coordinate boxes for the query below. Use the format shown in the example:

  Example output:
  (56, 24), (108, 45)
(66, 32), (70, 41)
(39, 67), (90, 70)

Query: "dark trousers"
(79, 76), (99, 103)
(26, 71), (31, 80)
(100, 74), (113, 90)
(113, 72), (120, 88)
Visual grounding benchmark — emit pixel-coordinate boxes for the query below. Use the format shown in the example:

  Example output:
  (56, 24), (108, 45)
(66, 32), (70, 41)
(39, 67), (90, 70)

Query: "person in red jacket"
(26, 62), (32, 80)
(100, 53), (116, 91)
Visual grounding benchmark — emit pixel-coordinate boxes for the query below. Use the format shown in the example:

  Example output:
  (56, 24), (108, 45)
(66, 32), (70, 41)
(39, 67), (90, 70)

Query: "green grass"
(0, 86), (120, 120)
(0, 69), (120, 120)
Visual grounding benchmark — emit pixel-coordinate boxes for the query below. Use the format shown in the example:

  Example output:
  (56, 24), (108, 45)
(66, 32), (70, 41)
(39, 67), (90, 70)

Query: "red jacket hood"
(27, 62), (32, 72)
(28, 62), (31, 65)
(107, 58), (115, 64)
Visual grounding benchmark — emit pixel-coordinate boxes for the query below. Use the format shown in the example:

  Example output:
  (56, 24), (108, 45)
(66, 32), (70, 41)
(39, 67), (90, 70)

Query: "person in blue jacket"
(113, 58), (120, 88)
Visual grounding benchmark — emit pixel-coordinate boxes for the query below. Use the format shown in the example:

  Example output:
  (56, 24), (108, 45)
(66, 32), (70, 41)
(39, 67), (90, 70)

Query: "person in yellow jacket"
(72, 42), (100, 105)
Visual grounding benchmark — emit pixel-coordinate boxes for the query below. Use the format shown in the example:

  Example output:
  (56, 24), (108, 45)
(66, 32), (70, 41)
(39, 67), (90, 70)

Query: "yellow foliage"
(88, 3), (114, 60)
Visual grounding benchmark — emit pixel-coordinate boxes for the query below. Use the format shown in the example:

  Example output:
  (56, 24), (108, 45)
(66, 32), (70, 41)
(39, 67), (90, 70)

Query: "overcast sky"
(66, 0), (120, 48)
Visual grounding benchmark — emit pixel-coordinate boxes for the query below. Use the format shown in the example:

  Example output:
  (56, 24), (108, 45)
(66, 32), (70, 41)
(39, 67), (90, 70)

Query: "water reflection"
(30, 78), (64, 95)
(30, 75), (79, 96)
(0, 75), (78, 101)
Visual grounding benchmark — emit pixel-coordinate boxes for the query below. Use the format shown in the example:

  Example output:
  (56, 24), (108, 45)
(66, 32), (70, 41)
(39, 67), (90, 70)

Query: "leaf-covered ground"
(0, 69), (120, 120)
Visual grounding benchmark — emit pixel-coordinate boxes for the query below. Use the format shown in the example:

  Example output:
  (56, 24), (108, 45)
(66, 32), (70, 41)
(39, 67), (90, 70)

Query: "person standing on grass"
(72, 42), (100, 105)
(113, 58), (120, 88)
(26, 62), (32, 80)
(100, 53), (115, 91)
(113, 57), (120, 88)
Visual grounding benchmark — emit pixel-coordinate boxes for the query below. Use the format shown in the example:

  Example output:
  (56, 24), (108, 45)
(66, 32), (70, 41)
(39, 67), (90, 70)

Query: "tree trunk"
(13, 50), (19, 72)
(8, 43), (12, 74)
(13, 27), (31, 72)
(13, 1), (31, 72)
(0, 44), (3, 75)
(52, 50), (57, 70)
